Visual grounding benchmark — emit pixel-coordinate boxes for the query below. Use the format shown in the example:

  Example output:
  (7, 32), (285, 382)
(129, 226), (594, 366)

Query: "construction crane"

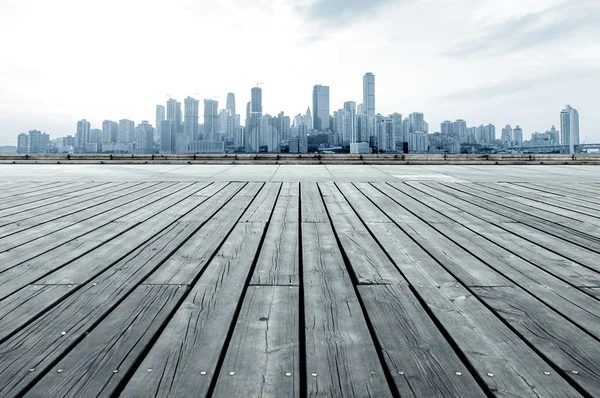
(255, 82), (263, 88)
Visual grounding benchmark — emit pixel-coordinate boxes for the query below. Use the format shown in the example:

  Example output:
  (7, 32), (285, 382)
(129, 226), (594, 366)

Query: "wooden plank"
(391, 182), (600, 289)
(472, 286), (600, 396)
(120, 222), (267, 398)
(0, 181), (75, 202)
(0, 181), (166, 242)
(0, 182), (132, 221)
(358, 284), (484, 397)
(211, 286), (300, 398)
(0, 184), (236, 305)
(406, 182), (600, 277)
(0, 182), (95, 210)
(510, 182), (600, 203)
(318, 182), (403, 284)
(0, 198), (261, 395)
(22, 285), (186, 398)
(428, 181), (600, 254)
(0, 182), (186, 265)
(146, 183), (264, 285)
(384, 184), (600, 338)
(0, 182), (119, 217)
(301, 221), (393, 397)
(239, 182), (281, 223)
(342, 184), (583, 397)
(368, 183), (600, 395)
(250, 188), (300, 285)
(300, 182), (328, 222)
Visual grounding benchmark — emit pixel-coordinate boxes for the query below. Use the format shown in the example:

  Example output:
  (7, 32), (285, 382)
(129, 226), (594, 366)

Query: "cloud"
(297, 35), (327, 45)
(440, 67), (600, 100)
(442, 0), (600, 57)
(297, 0), (396, 27)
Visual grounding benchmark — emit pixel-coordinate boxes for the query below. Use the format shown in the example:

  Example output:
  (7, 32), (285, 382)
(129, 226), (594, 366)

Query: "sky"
(1, 0), (599, 145)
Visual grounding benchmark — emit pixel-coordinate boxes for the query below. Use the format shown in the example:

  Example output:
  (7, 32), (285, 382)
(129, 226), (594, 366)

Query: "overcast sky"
(1, 0), (599, 145)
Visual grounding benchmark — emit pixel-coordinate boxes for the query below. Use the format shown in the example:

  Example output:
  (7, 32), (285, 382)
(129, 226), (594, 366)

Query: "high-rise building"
(88, 129), (102, 152)
(561, 105), (580, 154)
(160, 120), (177, 154)
(451, 120), (467, 143)
(251, 87), (262, 115)
(118, 119), (135, 143)
(167, 99), (182, 134)
(102, 120), (119, 144)
(304, 107), (313, 130)
(312, 85), (330, 132)
(25, 130), (51, 153)
(219, 109), (236, 141)
(277, 112), (291, 141)
(363, 73), (375, 116)
(513, 125), (523, 146)
(156, 105), (165, 143)
(17, 133), (28, 153)
(184, 96), (200, 141)
(357, 103), (365, 115)
(203, 99), (219, 141)
(441, 120), (453, 135)
(376, 118), (394, 152)
(409, 113), (426, 133)
(390, 113), (403, 150)
(76, 119), (91, 151)
(246, 102), (251, 123)
(501, 125), (513, 145)
(135, 121), (155, 153)
(226, 93), (236, 117)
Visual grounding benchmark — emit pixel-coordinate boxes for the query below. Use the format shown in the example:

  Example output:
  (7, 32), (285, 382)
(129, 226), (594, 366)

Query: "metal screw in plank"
(285, 372), (292, 377)
(57, 369), (63, 373)
(398, 371), (404, 375)
(544, 372), (551, 375)
(311, 373), (318, 377)
(200, 371), (207, 375)
(229, 372), (235, 376)
(113, 370), (119, 373)
(487, 373), (494, 377)
(455, 372), (462, 376)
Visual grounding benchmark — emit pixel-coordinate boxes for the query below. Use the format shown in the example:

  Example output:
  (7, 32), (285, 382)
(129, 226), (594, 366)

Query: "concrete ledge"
(1, 153), (600, 165)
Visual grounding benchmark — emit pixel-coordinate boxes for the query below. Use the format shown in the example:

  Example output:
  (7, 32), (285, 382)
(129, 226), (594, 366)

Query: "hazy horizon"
(1, 0), (599, 145)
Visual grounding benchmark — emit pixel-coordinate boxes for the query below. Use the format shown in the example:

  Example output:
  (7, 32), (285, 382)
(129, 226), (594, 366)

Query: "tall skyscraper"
(501, 125), (513, 145)
(363, 73), (375, 116)
(184, 96), (200, 141)
(156, 105), (165, 143)
(204, 99), (219, 141)
(167, 99), (182, 134)
(76, 119), (90, 151)
(513, 125), (523, 146)
(135, 121), (155, 153)
(251, 87), (262, 115)
(118, 119), (135, 143)
(561, 105), (580, 154)
(409, 113), (426, 133)
(226, 93), (236, 117)
(451, 120), (468, 143)
(160, 120), (177, 154)
(312, 85), (330, 132)
(102, 120), (119, 144)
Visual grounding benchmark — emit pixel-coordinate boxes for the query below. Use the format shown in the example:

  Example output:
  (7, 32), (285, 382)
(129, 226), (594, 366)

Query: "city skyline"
(1, 0), (599, 145)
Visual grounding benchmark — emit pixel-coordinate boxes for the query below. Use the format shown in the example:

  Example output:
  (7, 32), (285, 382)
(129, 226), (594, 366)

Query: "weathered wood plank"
(0, 182), (169, 243)
(212, 286), (299, 398)
(146, 183), (264, 285)
(22, 285), (186, 398)
(0, 182), (119, 218)
(120, 222), (267, 398)
(301, 221), (393, 397)
(396, 182), (600, 289)
(358, 284), (484, 397)
(300, 182), (328, 222)
(319, 182), (402, 284)
(239, 182), (281, 223)
(343, 184), (583, 397)
(0, 182), (79, 203)
(251, 183), (299, 286)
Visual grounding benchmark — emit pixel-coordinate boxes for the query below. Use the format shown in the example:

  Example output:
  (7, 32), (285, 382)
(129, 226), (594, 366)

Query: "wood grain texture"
(301, 222), (393, 398)
(23, 285), (186, 398)
(212, 286), (299, 398)
(120, 222), (266, 398)
(358, 284), (484, 397)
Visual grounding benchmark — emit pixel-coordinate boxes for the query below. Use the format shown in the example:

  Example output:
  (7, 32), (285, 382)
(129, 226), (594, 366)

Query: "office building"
(226, 93), (236, 116)
(312, 85), (330, 132)
(251, 87), (262, 115)
(513, 125), (523, 146)
(102, 120), (119, 144)
(501, 125), (513, 146)
(155, 105), (165, 143)
(203, 99), (219, 141)
(363, 73), (375, 116)
(135, 121), (154, 153)
(118, 119), (135, 143)
(167, 99), (182, 134)
(184, 96), (200, 141)
(561, 105), (580, 154)
(76, 119), (91, 151)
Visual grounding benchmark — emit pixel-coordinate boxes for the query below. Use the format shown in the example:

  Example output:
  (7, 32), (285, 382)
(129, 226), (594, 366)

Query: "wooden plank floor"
(0, 180), (599, 397)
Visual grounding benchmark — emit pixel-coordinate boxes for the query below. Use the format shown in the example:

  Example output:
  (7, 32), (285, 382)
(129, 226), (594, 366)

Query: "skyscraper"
(184, 96), (200, 141)
(118, 119), (135, 143)
(167, 99), (182, 134)
(312, 85), (330, 132)
(251, 87), (262, 115)
(226, 93), (236, 117)
(135, 121), (154, 153)
(102, 120), (119, 144)
(513, 125), (523, 146)
(363, 73), (375, 116)
(156, 105), (165, 143)
(76, 119), (90, 151)
(501, 125), (513, 145)
(204, 99), (219, 141)
(561, 105), (580, 154)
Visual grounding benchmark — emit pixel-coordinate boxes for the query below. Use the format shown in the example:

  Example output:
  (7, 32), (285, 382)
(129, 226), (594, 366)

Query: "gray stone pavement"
(0, 164), (598, 182)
